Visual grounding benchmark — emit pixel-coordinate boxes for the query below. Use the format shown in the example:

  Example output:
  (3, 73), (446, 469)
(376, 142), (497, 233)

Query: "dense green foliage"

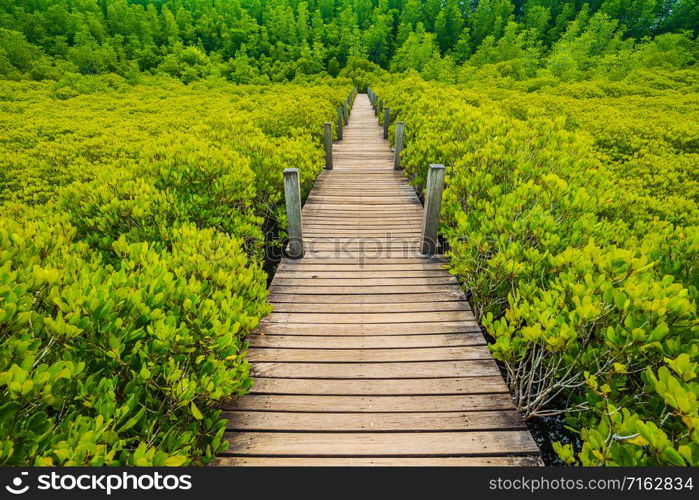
(374, 69), (698, 465)
(0, 1), (697, 83)
(0, 79), (352, 465)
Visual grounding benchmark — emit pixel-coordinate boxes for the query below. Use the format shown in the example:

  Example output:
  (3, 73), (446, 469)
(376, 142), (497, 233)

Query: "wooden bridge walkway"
(217, 94), (540, 466)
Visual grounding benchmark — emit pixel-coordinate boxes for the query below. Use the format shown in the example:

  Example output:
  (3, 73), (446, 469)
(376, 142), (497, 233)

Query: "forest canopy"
(0, 0), (697, 85)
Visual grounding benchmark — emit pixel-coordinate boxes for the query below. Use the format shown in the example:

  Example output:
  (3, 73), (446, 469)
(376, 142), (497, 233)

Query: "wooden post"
(394, 121), (405, 170)
(324, 122), (333, 170)
(383, 107), (390, 139)
(421, 164), (446, 255)
(283, 168), (304, 259)
(343, 100), (349, 125)
(337, 106), (343, 140)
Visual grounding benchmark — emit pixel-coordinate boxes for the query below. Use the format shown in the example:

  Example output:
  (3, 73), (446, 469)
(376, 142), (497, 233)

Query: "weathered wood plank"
(223, 410), (524, 431)
(276, 257), (448, 265)
(271, 277), (457, 287)
(247, 345), (492, 362)
(267, 292), (466, 304)
(269, 284), (459, 294)
(259, 321), (480, 336)
(276, 262), (448, 271)
(260, 320), (480, 336)
(248, 376), (504, 395)
(222, 431), (539, 456)
(248, 333), (485, 349)
(269, 301), (469, 313)
(216, 456), (543, 466)
(262, 311), (470, 324)
(226, 394), (516, 412)
(251, 360), (501, 378)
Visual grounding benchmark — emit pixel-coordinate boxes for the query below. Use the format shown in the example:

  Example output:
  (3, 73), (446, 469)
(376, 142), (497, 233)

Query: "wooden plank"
(222, 431), (539, 456)
(299, 242), (424, 248)
(277, 257), (448, 265)
(286, 243), (426, 251)
(248, 376), (505, 395)
(216, 456), (543, 466)
(294, 250), (436, 259)
(304, 228), (419, 233)
(248, 333), (485, 349)
(269, 301), (469, 313)
(315, 187), (415, 193)
(247, 345), (492, 362)
(297, 221), (422, 226)
(276, 262), (448, 271)
(267, 292), (465, 304)
(269, 284), (459, 294)
(302, 217), (420, 222)
(304, 233), (422, 239)
(271, 277), (456, 287)
(226, 394), (517, 412)
(258, 321), (481, 335)
(302, 221), (419, 226)
(306, 196), (419, 202)
(223, 410), (524, 431)
(303, 203), (417, 209)
(302, 215), (422, 220)
(251, 360), (501, 378)
(262, 311), (470, 324)
(304, 211), (417, 216)
(303, 230), (422, 235)
(302, 228), (422, 233)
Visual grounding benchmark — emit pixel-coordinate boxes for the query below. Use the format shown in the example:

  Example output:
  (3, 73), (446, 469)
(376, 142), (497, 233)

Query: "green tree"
(435, 0), (465, 53)
(390, 24), (440, 72)
(471, 0), (516, 49)
(327, 55), (340, 76)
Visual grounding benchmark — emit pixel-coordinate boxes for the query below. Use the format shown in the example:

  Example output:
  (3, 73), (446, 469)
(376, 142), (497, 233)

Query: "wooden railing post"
(337, 106), (343, 140)
(394, 121), (405, 170)
(343, 100), (349, 125)
(283, 168), (304, 259)
(421, 164), (446, 255)
(383, 107), (390, 140)
(324, 122), (333, 170)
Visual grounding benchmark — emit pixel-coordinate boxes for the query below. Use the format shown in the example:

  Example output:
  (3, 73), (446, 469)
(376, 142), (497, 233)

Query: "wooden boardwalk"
(218, 94), (540, 466)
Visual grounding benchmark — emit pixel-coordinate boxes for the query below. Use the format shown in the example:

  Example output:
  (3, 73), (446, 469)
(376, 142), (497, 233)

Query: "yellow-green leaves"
(375, 75), (698, 466)
(190, 402), (203, 421)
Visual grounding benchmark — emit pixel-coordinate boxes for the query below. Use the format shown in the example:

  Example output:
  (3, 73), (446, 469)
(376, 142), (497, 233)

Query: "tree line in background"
(0, 0), (697, 84)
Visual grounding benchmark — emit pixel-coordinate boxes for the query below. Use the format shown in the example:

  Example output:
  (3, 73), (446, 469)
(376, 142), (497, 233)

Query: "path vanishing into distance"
(217, 94), (541, 466)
